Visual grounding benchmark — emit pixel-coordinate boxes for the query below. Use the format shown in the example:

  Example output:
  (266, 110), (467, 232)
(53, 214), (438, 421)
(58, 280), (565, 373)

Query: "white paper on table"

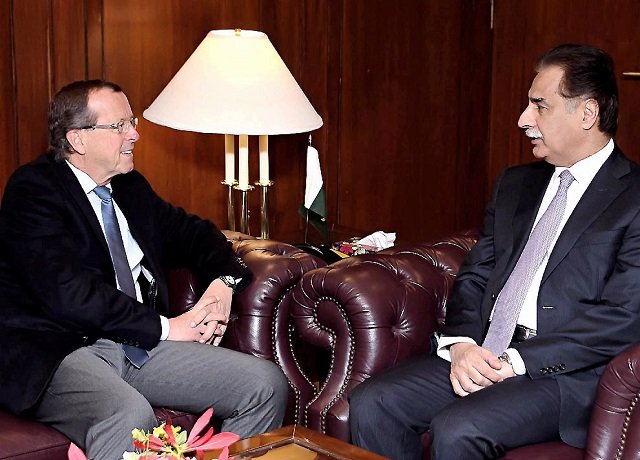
(356, 231), (396, 250)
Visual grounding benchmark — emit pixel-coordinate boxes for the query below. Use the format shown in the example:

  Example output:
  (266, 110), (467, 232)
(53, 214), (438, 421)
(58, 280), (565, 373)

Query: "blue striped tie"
(94, 185), (149, 368)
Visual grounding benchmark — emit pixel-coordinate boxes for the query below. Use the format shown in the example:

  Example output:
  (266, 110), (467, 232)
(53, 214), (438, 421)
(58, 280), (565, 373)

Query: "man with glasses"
(0, 80), (287, 460)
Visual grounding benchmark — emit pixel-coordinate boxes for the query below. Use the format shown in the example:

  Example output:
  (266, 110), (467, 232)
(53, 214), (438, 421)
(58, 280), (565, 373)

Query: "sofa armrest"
(220, 239), (326, 425)
(290, 231), (476, 441)
(222, 239), (326, 358)
(585, 343), (640, 460)
(166, 236), (326, 357)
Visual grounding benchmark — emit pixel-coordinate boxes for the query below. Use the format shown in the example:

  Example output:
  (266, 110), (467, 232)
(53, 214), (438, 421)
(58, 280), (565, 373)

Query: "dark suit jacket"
(442, 146), (640, 447)
(0, 153), (251, 415)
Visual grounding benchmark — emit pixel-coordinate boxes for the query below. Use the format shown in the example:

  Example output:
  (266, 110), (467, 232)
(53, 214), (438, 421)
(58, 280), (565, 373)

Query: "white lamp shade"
(143, 29), (323, 135)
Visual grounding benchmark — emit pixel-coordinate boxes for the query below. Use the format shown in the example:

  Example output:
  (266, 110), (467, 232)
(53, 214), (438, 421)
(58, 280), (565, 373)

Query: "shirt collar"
(65, 161), (111, 195)
(555, 138), (614, 184)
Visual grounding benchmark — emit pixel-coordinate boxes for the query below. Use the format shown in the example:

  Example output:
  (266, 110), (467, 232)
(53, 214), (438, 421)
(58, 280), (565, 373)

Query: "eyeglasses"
(79, 117), (138, 134)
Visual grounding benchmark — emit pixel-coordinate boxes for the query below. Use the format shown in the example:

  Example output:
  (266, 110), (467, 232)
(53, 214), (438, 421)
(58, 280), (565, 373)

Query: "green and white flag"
(299, 145), (328, 240)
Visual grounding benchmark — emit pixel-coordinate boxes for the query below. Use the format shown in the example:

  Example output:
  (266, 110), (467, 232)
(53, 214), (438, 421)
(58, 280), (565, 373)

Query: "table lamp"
(143, 29), (323, 238)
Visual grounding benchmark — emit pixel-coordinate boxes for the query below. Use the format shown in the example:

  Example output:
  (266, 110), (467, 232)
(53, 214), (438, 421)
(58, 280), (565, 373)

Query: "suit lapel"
(542, 148), (632, 283)
(49, 157), (110, 255)
(504, 164), (554, 276)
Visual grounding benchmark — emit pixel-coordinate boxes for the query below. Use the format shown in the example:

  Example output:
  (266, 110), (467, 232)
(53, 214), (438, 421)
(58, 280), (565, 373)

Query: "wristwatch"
(218, 275), (239, 292)
(498, 351), (512, 366)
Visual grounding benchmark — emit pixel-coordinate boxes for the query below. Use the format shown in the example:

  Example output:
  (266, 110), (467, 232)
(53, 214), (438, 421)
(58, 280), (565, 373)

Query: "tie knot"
(558, 170), (575, 190)
(94, 185), (112, 203)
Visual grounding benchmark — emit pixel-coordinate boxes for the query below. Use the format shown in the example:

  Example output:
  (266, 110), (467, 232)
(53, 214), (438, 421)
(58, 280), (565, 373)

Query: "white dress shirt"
(66, 162), (170, 339)
(437, 139), (614, 374)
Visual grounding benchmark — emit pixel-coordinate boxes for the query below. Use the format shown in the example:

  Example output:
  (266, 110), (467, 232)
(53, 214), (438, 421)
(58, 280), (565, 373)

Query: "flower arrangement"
(68, 408), (239, 460)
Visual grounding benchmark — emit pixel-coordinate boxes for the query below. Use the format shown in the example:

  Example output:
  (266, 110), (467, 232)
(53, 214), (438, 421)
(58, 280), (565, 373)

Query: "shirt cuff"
(505, 348), (526, 375)
(160, 315), (170, 341)
(435, 334), (477, 362)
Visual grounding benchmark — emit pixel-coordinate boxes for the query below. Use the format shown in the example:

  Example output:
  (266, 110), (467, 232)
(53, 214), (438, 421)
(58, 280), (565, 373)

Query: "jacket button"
(560, 364), (566, 370)
(540, 368), (547, 375)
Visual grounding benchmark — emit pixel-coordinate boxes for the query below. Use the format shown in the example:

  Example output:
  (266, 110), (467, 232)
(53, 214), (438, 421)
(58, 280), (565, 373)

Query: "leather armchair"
(289, 230), (640, 459)
(0, 236), (324, 460)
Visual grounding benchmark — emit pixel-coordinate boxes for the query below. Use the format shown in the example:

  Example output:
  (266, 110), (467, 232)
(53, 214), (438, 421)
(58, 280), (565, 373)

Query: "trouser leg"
(34, 340), (156, 460)
(127, 341), (288, 438)
(35, 339), (288, 459)
(350, 355), (456, 460)
(429, 374), (561, 460)
(349, 353), (562, 460)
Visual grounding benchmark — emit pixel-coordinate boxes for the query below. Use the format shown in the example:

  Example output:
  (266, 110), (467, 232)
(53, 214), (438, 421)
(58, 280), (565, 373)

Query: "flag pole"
(303, 135), (312, 243)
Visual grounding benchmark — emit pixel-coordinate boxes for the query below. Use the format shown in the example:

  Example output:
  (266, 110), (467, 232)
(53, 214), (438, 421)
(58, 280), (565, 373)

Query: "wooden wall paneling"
(51, 0), (88, 91)
(490, 0), (640, 191)
(338, 0), (472, 242)
(606, 7), (640, 162)
(12, 0), (51, 165)
(322, 0), (344, 242)
(86, 0), (104, 79)
(0, 0), (17, 195)
(453, 0), (492, 232)
(487, 0), (528, 191)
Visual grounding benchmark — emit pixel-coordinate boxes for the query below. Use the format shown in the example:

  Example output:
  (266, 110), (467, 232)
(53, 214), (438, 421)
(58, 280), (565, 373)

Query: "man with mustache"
(0, 80), (288, 460)
(350, 44), (640, 459)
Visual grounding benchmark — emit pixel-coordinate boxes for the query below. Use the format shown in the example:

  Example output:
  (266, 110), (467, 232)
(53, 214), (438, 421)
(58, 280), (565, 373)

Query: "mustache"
(524, 127), (543, 139)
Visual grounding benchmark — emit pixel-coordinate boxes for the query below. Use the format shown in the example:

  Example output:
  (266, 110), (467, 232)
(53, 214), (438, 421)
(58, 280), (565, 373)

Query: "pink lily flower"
(184, 410), (239, 453)
(68, 443), (87, 460)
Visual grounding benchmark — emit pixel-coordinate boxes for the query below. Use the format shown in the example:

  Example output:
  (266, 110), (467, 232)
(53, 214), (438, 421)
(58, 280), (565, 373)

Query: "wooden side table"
(204, 425), (388, 460)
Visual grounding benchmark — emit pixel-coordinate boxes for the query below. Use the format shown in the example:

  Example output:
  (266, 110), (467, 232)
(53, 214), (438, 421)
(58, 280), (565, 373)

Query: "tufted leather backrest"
(290, 230), (478, 440)
(378, 230), (479, 327)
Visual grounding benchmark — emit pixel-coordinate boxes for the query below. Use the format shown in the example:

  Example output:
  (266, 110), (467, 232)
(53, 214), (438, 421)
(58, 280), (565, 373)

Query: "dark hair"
(48, 80), (123, 161)
(535, 44), (618, 136)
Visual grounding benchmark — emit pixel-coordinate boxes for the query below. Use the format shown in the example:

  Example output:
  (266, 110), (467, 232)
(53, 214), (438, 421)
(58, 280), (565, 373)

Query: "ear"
(581, 98), (599, 130)
(66, 129), (86, 154)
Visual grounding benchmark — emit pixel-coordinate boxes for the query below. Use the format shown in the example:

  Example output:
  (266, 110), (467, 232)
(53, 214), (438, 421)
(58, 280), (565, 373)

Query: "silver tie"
(482, 170), (575, 354)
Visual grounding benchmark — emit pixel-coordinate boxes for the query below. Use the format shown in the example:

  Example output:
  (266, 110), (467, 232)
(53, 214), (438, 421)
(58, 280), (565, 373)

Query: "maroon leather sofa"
(289, 230), (640, 459)
(0, 236), (324, 460)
